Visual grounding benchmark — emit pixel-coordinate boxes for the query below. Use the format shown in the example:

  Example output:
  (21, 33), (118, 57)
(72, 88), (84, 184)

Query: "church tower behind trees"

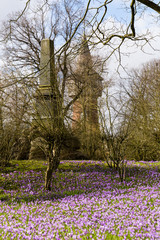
(71, 36), (103, 159)
(72, 36), (103, 131)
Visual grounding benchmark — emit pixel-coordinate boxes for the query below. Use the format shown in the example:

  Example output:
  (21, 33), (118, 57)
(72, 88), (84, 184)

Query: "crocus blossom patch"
(0, 160), (160, 239)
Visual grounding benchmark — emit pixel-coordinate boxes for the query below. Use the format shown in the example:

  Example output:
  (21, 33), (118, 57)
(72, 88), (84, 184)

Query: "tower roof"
(80, 34), (91, 57)
(78, 34), (92, 68)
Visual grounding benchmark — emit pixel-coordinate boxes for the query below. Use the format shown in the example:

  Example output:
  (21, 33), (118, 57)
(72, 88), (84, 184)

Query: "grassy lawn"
(0, 160), (160, 239)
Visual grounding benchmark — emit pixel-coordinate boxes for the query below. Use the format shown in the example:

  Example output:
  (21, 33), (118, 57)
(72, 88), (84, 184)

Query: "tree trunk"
(118, 159), (127, 183)
(45, 142), (60, 191)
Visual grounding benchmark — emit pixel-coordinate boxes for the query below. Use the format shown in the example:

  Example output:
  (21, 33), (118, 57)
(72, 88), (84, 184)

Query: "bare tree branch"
(55, 0), (92, 55)
(10, 0), (31, 23)
(137, 0), (160, 13)
(130, 0), (136, 37)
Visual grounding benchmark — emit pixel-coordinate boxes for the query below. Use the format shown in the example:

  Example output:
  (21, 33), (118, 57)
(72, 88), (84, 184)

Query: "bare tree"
(99, 81), (134, 182)
(124, 60), (160, 161)
(0, 0), (159, 184)
(0, 0), (85, 190)
(0, 67), (32, 165)
(1, 0), (159, 55)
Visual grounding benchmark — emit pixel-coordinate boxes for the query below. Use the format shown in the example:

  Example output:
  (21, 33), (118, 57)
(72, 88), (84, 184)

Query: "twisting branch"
(55, 0), (92, 55)
(130, 0), (136, 37)
(9, 0), (31, 23)
(0, 0), (31, 42)
(137, 0), (160, 14)
(64, 88), (83, 116)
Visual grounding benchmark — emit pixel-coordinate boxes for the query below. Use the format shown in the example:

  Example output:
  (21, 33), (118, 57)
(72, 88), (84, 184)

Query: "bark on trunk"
(45, 166), (53, 191)
(45, 143), (60, 191)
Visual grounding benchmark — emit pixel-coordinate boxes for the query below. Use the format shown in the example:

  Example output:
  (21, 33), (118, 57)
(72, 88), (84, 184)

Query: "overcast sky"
(0, 0), (160, 74)
(0, 0), (27, 21)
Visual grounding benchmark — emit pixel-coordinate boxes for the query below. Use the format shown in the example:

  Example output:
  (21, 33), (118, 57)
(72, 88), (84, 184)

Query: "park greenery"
(0, 0), (160, 239)
(0, 160), (160, 239)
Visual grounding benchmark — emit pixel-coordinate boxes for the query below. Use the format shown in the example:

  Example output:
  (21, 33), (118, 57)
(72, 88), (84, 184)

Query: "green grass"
(0, 192), (10, 201)
(0, 160), (122, 239)
(0, 159), (159, 239)
(0, 159), (48, 173)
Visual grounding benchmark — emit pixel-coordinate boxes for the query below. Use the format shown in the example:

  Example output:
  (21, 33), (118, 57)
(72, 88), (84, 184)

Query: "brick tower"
(71, 36), (103, 159)
(72, 35), (103, 131)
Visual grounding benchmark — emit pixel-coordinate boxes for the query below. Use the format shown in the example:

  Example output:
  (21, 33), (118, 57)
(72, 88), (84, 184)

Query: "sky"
(0, 0), (28, 21)
(0, 0), (160, 75)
